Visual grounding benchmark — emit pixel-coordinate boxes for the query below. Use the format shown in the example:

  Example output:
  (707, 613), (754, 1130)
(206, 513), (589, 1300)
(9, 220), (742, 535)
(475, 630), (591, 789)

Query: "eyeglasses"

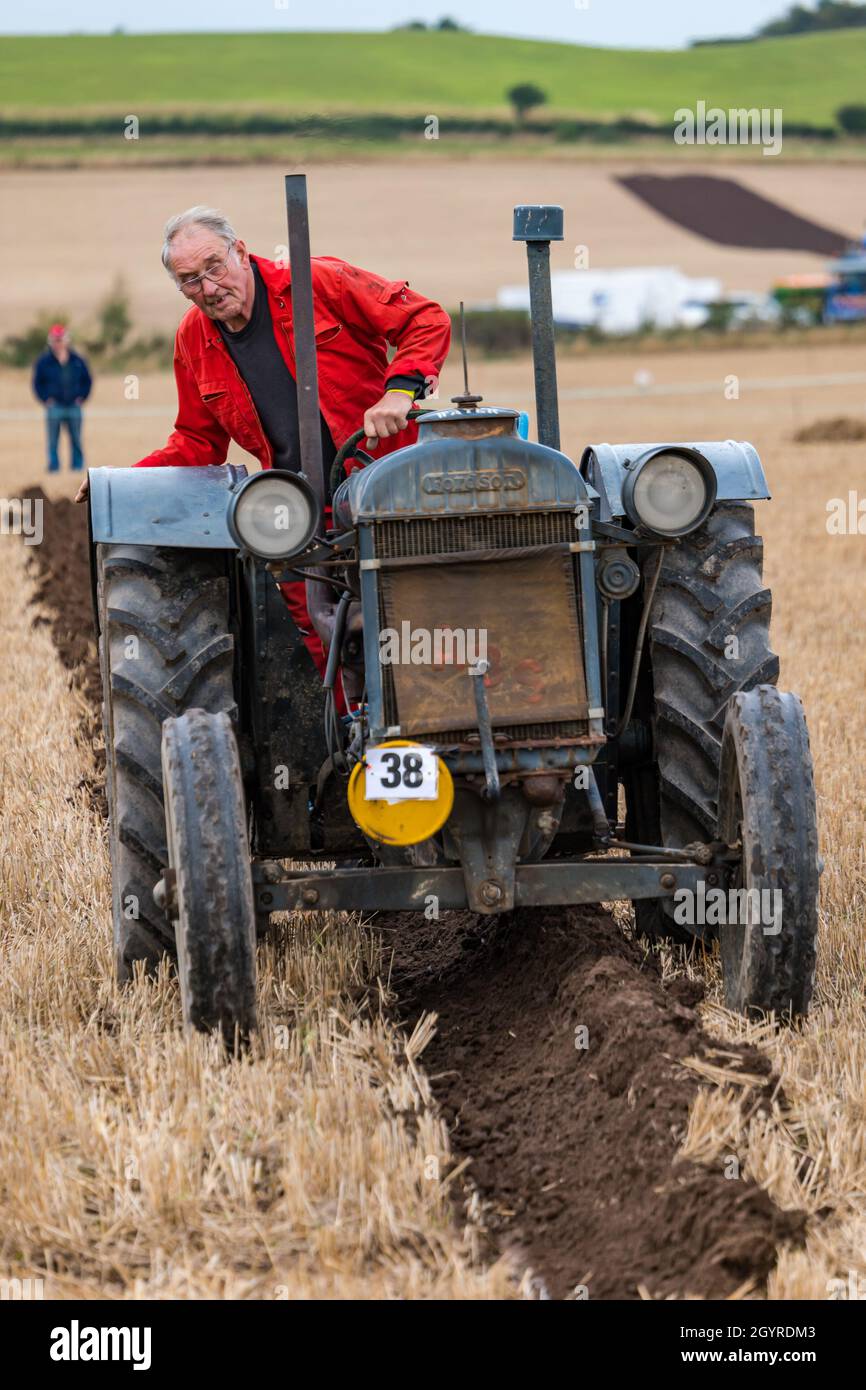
(177, 246), (236, 297)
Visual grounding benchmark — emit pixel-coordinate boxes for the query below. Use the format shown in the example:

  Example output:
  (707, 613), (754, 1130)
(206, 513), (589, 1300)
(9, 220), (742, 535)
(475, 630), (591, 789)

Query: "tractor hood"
(332, 425), (597, 528)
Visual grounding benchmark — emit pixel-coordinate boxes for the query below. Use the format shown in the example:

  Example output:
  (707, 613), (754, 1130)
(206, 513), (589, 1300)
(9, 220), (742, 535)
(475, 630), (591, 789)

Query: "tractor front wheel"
(717, 685), (819, 1019)
(161, 709), (258, 1039)
(96, 544), (237, 982)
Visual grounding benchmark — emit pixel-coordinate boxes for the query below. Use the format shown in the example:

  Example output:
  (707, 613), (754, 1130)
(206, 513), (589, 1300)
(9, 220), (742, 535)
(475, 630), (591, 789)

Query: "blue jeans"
(46, 403), (84, 471)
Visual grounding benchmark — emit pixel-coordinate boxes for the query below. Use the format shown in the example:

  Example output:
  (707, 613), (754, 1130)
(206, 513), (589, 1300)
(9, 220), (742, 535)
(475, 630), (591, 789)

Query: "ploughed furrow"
(387, 905), (805, 1300)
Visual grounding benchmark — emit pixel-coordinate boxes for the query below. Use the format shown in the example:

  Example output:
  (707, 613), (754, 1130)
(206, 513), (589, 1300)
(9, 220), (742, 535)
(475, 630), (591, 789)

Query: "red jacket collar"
(251, 253), (291, 294)
(194, 255), (290, 346)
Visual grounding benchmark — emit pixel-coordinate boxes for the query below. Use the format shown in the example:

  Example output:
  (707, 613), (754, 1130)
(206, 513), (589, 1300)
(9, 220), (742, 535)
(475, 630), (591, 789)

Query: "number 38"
(380, 751), (425, 789)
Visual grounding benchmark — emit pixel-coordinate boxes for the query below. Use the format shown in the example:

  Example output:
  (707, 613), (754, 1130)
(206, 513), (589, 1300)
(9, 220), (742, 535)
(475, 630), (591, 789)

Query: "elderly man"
(76, 206), (450, 497)
(34, 323), (92, 473)
(75, 206), (451, 672)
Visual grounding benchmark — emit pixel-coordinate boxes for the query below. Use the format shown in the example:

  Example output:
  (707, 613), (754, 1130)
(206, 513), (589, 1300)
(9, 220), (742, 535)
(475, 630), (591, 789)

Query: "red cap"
(48, 323), (68, 339)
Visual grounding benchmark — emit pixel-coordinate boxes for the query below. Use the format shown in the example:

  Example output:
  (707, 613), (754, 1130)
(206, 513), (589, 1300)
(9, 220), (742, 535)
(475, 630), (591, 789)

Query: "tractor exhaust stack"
(284, 173), (337, 648)
(513, 204), (564, 451)
(284, 173), (325, 507)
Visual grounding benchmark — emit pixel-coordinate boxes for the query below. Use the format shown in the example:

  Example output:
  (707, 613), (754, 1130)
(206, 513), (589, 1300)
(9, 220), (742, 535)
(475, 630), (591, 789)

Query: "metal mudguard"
(88, 464), (248, 549)
(581, 441), (769, 523)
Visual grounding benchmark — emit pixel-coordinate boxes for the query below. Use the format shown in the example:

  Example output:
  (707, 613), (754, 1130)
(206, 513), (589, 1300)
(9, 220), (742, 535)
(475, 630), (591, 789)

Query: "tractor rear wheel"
(717, 686), (819, 1019)
(96, 545), (236, 982)
(624, 503), (779, 941)
(162, 709), (257, 1039)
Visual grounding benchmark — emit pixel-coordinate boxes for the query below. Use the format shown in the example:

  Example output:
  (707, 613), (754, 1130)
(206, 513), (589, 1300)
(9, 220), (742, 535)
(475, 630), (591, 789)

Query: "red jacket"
(135, 253), (451, 469)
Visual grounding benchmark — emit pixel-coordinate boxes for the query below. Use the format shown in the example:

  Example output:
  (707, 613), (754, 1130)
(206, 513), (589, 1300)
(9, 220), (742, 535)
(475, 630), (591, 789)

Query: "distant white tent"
(497, 267), (722, 335)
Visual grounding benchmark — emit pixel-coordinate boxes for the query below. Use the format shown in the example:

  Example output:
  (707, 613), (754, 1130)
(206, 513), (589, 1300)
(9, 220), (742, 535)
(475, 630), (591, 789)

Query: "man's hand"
(363, 389), (414, 450)
(74, 474), (89, 503)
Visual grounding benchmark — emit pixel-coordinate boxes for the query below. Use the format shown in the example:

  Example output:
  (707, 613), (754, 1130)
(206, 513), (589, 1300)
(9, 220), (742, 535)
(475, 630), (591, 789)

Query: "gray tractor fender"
(580, 441), (769, 523)
(88, 463), (249, 549)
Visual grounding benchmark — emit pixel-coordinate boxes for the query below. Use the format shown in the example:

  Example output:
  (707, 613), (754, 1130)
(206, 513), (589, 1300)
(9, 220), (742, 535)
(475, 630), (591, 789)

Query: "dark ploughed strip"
(619, 174), (851, 255)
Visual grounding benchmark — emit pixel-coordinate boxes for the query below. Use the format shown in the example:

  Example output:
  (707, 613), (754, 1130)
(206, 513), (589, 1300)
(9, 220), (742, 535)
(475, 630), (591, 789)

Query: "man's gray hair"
(161, 206), (238, 276)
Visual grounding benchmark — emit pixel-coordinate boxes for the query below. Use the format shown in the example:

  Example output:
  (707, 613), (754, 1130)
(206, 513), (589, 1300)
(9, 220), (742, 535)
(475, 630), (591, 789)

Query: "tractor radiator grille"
(407, 719), (587, 746)
(373, 510), (577, 559)
(371, 511), (589, 745)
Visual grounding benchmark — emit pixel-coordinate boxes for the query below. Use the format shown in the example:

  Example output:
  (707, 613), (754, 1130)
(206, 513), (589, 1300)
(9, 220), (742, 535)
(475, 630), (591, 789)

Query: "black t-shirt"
(217, 263), (336, 477)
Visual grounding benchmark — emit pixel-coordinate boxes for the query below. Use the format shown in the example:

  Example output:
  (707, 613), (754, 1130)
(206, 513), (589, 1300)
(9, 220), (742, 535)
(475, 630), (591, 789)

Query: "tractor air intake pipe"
(284, 173), (339, 648)
(513, 205), (564, 452)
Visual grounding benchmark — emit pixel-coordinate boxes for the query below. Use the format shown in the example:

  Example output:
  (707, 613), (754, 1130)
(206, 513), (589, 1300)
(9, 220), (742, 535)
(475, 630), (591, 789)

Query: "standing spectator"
(32, 324), (92, 473)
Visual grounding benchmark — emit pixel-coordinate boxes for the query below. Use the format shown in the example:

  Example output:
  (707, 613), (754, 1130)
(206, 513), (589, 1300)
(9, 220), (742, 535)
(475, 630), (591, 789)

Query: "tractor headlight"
(622, 449), (716, 538)
(227, 470), (320, 560)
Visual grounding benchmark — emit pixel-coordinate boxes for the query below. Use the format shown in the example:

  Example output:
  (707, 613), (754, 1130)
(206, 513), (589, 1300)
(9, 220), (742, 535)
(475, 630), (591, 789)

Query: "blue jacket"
(32, 349), (92, 406)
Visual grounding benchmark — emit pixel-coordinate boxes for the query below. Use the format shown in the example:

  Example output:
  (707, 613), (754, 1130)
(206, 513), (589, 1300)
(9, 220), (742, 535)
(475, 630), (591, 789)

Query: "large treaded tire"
(162, 709), (257, 1038)
(626, 504), (779, 940)
(717, 686), (819, 1018)
(96, 545), (236, 982)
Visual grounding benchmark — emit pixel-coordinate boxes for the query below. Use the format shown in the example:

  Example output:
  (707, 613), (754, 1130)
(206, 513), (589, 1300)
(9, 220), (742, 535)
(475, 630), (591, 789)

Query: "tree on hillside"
(393, 16), (469, 30)
(836, 103), (866, 132)
(692, 0), (866, 43)
(758, 0), (866, 37)
(507, 83), (547, 125)
(767, 0), (866, 36)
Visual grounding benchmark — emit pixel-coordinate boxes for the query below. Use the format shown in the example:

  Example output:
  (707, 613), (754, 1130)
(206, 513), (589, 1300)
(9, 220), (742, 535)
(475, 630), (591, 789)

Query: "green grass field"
(1, 29), (865, 125)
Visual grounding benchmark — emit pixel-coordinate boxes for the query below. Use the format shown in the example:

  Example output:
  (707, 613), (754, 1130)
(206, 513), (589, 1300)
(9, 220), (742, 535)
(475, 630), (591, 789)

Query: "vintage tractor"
(88, 176), (819, 1038)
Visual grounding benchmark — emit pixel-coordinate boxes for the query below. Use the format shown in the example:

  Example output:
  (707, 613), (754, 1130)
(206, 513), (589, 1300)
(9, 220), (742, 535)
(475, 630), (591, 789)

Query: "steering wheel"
(329, 428), (371, 499)
(329, 406), (420, 498)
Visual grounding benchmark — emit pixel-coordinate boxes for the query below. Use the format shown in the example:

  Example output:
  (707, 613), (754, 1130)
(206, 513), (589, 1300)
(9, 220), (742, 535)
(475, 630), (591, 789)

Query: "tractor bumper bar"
(252, 859), (726, 916)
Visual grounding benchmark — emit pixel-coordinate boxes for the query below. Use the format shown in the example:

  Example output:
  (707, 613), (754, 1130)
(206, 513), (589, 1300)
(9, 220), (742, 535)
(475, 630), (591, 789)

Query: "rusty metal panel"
(380, 549), (588, 733)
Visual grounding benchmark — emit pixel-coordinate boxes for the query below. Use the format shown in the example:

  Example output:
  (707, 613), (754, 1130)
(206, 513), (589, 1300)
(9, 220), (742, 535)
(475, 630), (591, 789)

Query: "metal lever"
(470, 660), (500, 801)
(585, 767), (611, 846)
